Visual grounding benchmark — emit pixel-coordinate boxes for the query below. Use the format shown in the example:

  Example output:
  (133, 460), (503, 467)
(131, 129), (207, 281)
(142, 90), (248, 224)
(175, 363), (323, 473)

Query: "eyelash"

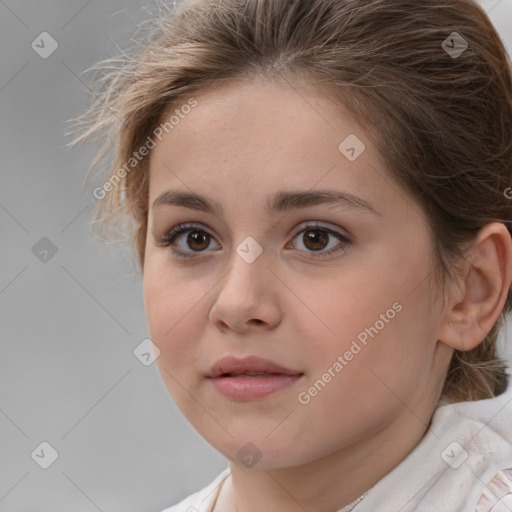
(156, 222), (352, 260)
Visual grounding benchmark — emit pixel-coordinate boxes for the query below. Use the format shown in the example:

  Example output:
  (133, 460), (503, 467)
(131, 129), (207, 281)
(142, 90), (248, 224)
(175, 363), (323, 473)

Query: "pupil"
(304, 229), (328, 251)
(188, 231), (209, 251)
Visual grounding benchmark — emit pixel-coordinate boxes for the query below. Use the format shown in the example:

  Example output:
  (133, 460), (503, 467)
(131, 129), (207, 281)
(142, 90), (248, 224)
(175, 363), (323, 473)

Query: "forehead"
(147, 78), (389, 216)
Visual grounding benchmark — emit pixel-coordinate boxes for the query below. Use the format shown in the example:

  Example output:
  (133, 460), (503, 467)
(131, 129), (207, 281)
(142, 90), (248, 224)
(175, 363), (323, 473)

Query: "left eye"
(287, 223), (351, 257)
(157, 222), (351, 258)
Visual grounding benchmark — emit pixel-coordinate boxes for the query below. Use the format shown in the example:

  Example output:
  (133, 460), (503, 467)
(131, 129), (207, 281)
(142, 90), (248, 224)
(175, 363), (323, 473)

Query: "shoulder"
(160, 467), (231, 512)
(476, 468), (512, 512)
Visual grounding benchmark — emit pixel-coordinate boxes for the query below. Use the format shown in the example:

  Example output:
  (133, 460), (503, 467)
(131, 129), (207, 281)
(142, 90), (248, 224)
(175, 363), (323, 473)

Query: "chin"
(205, 432), (316, 470)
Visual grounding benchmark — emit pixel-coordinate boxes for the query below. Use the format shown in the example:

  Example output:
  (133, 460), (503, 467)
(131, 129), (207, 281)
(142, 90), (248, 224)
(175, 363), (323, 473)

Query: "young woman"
(74, 0), (512, 510)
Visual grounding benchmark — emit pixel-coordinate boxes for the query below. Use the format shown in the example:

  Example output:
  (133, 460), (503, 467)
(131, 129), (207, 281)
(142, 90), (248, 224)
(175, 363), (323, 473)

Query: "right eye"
(156, 223), (221, 259)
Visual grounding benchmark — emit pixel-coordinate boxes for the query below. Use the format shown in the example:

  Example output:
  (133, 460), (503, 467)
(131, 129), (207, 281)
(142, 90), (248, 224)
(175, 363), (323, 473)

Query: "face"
(143, 78), (448, 469)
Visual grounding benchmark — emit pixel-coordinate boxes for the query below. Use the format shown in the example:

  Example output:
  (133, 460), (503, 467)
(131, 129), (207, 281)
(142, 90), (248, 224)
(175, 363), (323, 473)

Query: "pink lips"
(207, 355), (304, 400)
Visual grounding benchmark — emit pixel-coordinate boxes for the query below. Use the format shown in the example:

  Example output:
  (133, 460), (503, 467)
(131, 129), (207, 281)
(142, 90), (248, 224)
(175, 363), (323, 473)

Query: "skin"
(143, 77), (512, 511)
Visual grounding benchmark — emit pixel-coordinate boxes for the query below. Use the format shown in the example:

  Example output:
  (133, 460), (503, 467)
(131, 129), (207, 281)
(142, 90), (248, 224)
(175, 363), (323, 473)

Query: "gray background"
(1, 1), (511, 511)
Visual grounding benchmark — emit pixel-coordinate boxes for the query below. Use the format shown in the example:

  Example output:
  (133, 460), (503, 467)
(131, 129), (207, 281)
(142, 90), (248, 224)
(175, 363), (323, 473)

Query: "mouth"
(207, 356), (304, 400)
(208, 355), (303, 378)
(219, 371), (292, 377)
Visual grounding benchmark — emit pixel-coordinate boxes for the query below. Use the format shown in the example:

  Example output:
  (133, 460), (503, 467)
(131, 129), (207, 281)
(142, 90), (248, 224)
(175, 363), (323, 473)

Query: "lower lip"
(209, 373), (303, 400)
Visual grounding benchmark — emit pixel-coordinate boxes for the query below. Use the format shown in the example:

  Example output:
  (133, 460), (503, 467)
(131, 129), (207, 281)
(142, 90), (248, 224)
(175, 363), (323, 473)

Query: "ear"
(438, 222), (512, 352)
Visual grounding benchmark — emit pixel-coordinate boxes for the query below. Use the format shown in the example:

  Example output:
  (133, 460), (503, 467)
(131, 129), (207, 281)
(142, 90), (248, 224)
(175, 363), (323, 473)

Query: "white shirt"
(162, 370), (512, 511)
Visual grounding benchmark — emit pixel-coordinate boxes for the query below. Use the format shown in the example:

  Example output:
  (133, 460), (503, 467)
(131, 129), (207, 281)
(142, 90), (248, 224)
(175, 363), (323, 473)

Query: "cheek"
(291, 270), (399, 362)
(291, 294), (436, 454)
(297, 257), (437, 403)
(354, 294), (437, 416)
(143, 262), (206, 375)
(143, 268), (213, 425)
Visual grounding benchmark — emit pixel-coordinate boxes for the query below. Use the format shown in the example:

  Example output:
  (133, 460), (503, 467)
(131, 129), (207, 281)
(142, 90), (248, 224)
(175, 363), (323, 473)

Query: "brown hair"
(72, 0), (512, 404)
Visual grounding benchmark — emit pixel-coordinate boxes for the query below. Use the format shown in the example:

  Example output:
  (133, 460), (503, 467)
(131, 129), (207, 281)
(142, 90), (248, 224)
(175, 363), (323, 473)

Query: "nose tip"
(208, 257), (282, 332)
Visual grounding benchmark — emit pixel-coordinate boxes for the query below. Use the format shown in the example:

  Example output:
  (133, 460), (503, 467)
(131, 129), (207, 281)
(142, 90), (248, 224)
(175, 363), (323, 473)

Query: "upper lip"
(207, 355), (303, 378)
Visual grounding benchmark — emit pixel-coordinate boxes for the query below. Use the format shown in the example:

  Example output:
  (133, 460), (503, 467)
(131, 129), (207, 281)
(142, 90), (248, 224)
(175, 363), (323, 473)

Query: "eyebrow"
(152, 189), (382, 217)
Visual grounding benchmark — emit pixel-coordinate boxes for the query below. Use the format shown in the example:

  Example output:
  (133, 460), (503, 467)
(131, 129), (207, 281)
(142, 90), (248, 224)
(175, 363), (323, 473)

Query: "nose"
(208, 249), (283, 333)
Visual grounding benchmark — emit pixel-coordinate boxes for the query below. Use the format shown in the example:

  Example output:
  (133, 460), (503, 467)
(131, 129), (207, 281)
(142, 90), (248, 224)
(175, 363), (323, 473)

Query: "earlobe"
(438, 222), (512, 352)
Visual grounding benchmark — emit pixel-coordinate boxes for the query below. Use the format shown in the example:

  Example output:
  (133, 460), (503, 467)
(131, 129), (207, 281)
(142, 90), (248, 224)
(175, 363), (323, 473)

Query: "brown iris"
(303, 229), (328, 251)
(187, 230), (210, 251)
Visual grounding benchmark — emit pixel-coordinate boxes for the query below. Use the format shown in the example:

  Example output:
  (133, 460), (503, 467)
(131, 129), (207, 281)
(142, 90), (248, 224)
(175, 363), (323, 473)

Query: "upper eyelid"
(291, 220), (350, 237)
